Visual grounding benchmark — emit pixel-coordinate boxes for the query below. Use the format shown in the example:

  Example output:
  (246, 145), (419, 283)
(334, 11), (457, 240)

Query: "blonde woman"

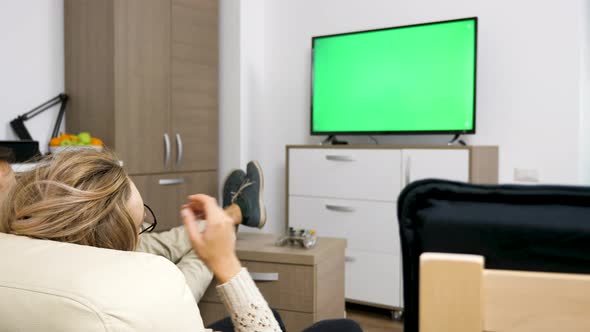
(0, 150), (360, 332)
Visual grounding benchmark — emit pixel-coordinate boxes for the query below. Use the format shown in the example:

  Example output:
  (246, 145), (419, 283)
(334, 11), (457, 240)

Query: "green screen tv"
(311, 17), (477, 135)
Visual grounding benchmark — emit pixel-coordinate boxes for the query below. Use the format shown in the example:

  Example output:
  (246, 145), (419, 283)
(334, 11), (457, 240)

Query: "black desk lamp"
(10, 93), (69, 140)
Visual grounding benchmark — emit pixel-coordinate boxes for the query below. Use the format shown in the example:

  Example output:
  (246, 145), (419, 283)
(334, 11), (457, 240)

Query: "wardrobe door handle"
(176, 133), (183, 167)
(325, 204), (355, 213)
(249, 272), (279, 282)
(159, 178), (185, 185)
(164, 134), (171, 169)
(325, 155), (355, 162)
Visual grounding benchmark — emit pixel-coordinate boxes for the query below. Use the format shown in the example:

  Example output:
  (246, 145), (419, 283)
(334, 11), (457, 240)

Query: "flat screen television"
(311, 17), (477, 136)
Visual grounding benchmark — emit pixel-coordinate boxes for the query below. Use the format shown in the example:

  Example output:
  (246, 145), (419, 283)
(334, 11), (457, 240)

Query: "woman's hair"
(0, 156), (15, 204)
(0, 149), (138, 251)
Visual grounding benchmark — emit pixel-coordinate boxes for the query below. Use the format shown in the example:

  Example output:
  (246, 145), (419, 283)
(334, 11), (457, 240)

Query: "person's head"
(0, 149), (146, 251)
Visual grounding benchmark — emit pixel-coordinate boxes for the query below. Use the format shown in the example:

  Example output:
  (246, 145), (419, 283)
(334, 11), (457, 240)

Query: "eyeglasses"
(139, 204), (157, 234)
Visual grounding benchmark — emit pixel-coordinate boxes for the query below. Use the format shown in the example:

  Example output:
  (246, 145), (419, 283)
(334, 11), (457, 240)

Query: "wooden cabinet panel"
(316, 246), (346, 321)
(202, 261), (315, 312)
(64, 0), (115, 147)
(131, 171), (217, 231)
(114, 0), (171, 174)
(170, 0), (218, 172)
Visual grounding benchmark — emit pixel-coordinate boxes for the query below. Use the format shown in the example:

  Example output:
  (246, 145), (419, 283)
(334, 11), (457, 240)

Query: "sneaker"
(232, 161), (267, 228)
(222, 169), (246, 208)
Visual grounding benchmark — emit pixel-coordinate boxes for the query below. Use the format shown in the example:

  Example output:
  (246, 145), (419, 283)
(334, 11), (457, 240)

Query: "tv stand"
(321, 135), (349, 145)
(286, 145), (499, 310)
(448, 134), (467, 146)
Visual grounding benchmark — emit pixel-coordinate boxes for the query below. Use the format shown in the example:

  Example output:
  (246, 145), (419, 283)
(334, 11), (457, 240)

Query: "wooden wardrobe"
(64, 0), (218, 230)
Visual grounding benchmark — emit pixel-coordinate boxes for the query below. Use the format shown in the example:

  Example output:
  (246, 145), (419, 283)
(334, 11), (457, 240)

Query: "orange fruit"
(49, 137), (61, 146)
(90, 138), (104, 146)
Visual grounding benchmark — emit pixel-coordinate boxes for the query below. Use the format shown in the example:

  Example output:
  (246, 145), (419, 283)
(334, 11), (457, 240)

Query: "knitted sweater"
(216, 268), (282, 331)
(139, 226), (282, 332)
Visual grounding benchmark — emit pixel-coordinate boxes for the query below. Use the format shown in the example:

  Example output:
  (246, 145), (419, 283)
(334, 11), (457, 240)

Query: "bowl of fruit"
(49, 132), (105, 154)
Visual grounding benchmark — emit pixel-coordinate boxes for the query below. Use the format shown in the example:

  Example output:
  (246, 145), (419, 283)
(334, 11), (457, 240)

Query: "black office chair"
(397, 179), (590, 332)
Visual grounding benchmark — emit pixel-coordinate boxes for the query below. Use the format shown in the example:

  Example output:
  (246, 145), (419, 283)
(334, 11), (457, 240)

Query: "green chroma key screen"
(311, 18), (477, 134)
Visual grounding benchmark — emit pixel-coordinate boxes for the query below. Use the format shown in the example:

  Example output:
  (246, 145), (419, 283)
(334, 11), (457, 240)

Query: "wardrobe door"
(170, 0), (219, 172)
(64, 0), (116, 147)
(131, 173), (180, 232)
(114, 0), (172, 174)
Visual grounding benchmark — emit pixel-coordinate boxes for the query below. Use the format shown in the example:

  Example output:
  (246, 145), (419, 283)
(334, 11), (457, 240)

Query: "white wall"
(579, 0), (590, 183)
(0, 1), (64, 153)
(7, 1), (582, 233)
(219, 0), (243, 185)
(226, 0), (589, 234)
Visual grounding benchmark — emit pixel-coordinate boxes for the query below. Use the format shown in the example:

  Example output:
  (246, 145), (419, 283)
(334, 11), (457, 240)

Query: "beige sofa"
(0, 232), (206, 331)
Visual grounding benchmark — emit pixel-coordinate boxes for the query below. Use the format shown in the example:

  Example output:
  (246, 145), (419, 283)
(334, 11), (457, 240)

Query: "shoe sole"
(249, 160), (267, 229)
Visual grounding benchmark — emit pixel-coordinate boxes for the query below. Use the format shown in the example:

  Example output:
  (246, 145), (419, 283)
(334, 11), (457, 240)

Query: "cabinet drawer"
(345, 249), (401, 308)
(289, 148), (402, 201)
(199, 302), (315, 332)
(131, 171), (217, 231)
(201, 261), (315, 312)
(289, 196), (399, 254)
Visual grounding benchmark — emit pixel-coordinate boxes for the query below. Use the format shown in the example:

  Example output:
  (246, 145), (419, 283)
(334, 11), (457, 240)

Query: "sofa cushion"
(0, 232), (204, 331)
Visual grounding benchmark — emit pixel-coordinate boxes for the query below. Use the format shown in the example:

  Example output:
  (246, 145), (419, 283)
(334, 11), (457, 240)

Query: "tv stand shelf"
(286, 145), (498, 309)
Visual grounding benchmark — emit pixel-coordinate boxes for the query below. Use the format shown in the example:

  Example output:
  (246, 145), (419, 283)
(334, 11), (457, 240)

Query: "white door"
(401, 149), (469, 186)
(345, 249), (401, 308)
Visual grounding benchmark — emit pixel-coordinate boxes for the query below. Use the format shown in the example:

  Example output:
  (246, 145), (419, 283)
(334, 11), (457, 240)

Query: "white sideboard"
(286, 145), (498, 309)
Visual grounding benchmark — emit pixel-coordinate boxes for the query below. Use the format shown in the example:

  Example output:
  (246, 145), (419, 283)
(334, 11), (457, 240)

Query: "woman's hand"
(181, 194), (242, 284)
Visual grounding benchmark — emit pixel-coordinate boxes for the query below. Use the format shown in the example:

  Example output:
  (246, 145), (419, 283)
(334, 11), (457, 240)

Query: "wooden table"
(199, 232), (347, 331)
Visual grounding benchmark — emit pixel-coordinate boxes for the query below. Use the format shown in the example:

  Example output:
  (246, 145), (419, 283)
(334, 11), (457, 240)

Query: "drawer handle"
(325, 204), (355, 213)
(250, 272), (279, 282)
(159, 178), (185, 185)
(345, 256), (356, 263)
(325, 155), (355, 162)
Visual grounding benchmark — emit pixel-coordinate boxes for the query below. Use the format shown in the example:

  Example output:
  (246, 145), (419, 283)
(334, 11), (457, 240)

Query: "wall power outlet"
(513, 168), (539, 183)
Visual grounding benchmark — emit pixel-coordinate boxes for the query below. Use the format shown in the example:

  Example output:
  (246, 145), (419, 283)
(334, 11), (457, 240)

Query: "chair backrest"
(398, 179), (590, 332)
(0, 232), (205, 332)
(420, 253), (590, 332)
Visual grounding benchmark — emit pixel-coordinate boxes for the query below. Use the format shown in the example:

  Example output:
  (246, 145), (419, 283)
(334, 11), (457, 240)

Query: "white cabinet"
(289, 197), (398, 254)
(289, 149), (402, 201)
(287, 145), (498, 309)
(401, 149), (469, 183)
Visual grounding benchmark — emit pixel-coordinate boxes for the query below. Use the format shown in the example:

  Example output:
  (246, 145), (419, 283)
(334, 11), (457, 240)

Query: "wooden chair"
(420, 252), (590, 332)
